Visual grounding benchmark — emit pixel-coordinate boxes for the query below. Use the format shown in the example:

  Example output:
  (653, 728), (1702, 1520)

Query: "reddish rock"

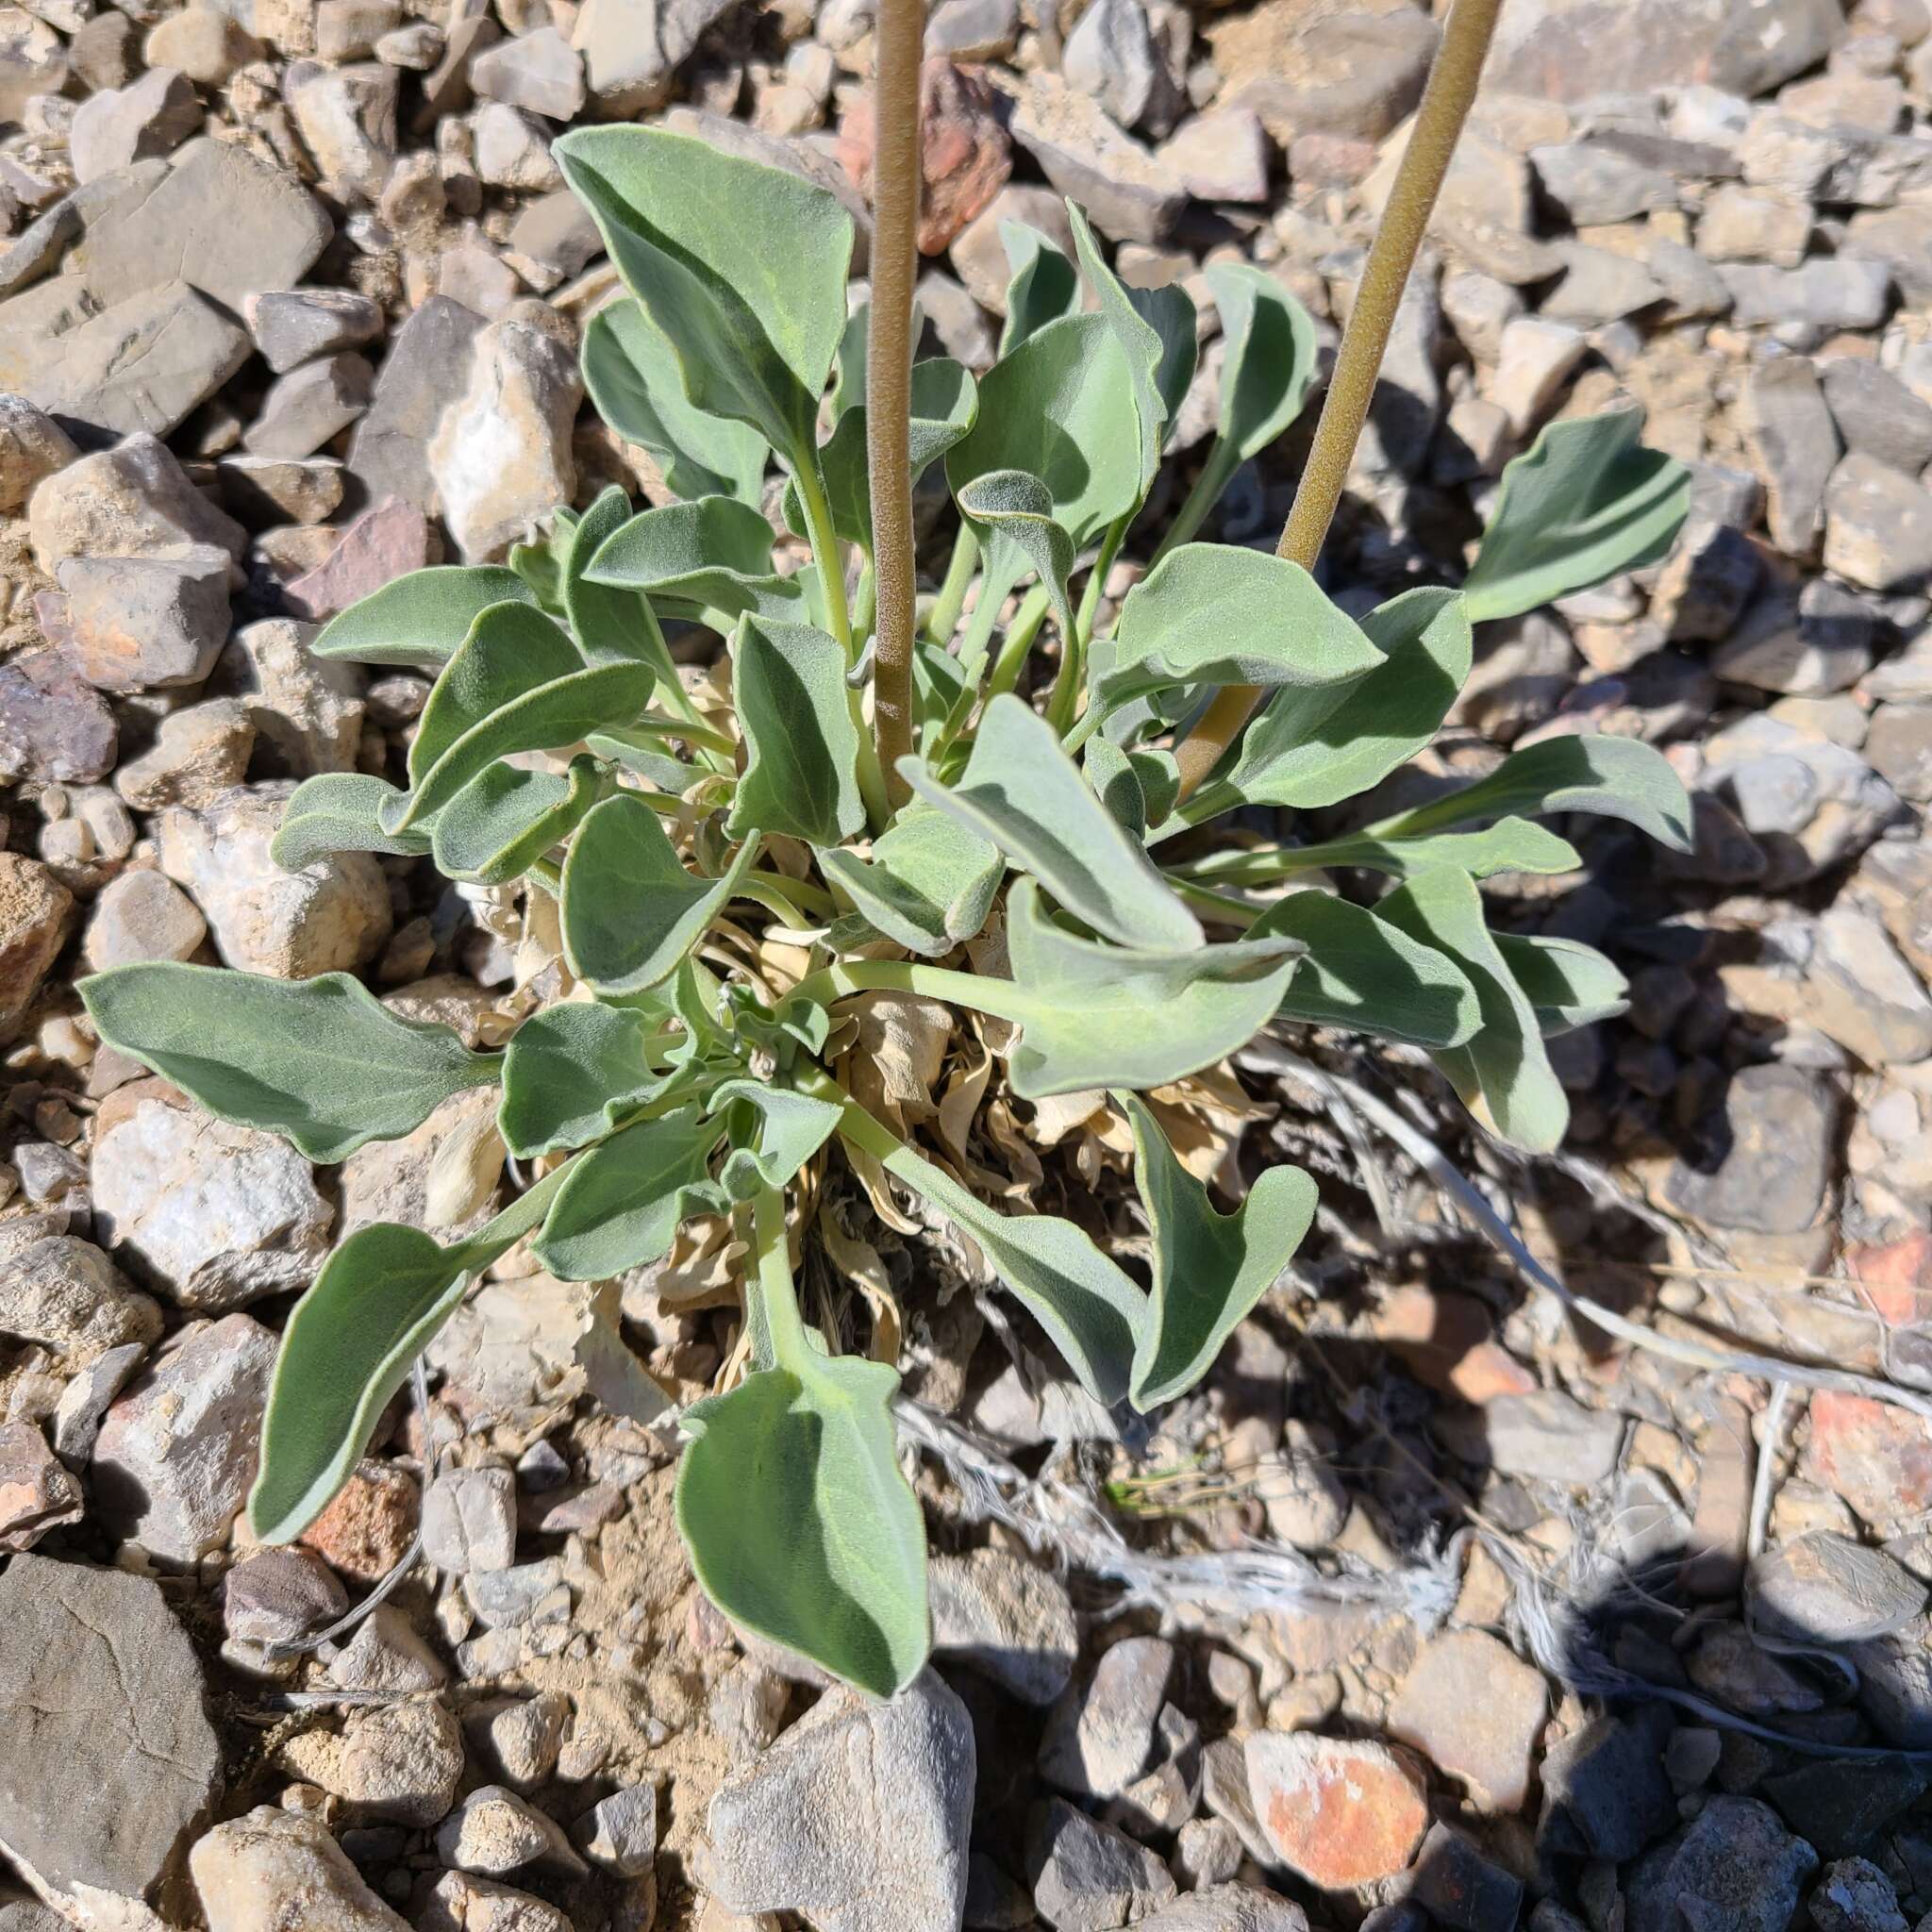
(0, 648), (118, 783)
(1851, 1232), (1932, 1327)
(283, 496), (434, 622)
(1802, 1391), (1932, 1533)
(301, 1457), (420, 1583)
(1244, 1731), (1428, 1888)
(839, 58), (1011, 256)
(0, 1420), (84, 1551)
(1369, 1286), (1537, 1406)
(1387, 1629), (1548, 1813)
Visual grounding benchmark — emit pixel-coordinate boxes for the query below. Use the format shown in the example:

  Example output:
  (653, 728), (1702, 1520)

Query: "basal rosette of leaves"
(79, 127), (1695, 1702)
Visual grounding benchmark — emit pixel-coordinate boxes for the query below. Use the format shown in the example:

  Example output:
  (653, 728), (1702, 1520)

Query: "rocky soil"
(5, 0), (1932, 1928)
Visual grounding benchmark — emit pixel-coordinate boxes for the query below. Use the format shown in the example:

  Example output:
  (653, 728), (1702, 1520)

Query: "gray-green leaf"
(498, 1001), (667, 1158)
(271, 774), (430, 871)
(79, 962), (497, 1163)
(564, 484), (681, 685)
(815, 809), (1002, 958)
(311, 566), (539, 669)
(1462, 411), (1691, 625)
(727, 614), (866, 846)
(561, 791), (758, 993)
(581, 296), (768, 505)
(709, 1080), (843, 1200)
(1000, 219), (1080, 355)
(1373, 732), (1695, 852)
(1205, 260), (1321, 461)
(530, 1105), (724, 1280)
(430, 755), (602, 885)
(900, 693), (1201, 951)
(1495, 934), (1629, 1035)
(1375, 868), (1569, 1153)
(1120, 1091), (1316, 1410)
(955, 468), (1077, 650)
(586, 495), (802, 627)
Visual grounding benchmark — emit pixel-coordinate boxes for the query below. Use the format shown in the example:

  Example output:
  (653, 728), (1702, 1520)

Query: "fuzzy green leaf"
(531, 1105), (724, 1280)
(1000, 220), (1080, 355)
(815, 809), (1002, 958)
(1376, 868), (1569, 1153)
(1295, 819), (1582, 880)
(994, 877), (1302, 1097)
(1083, 738), (1181, 841)
(1068, 202), (1195, 493)
(250, 1223), (475, 1541)
(271, 773), (430, 871)
(1206, 260), (1321, 461)
(311, 566), (539, 669)
(709, 1080), (843, 1200)
(1495, 934), (1629, 1035)
(677, 1347), (927, 1699)
(563, 484), (682, 684)
(901, 693), (1201, 951)
(1374, 732), (1695, 852)
(1121, 1092), (1317, 1410)
(581, 296), (768, 505)
(1462, 411), (1692, 625)
(499, 1002), (668, 1158)
(1256, 890), (1481, 1048)
(1226, 587), (1474, 811)
(1103, 543), (1385, 713)
(727, 614), (866, 846)
(430, 756), (601, 885)
(875, 1129), (1145, 1406)
(586, 495), (802, 626)
(946, 313), (1141, 547)
(562, 791), (757, 994)
(555, 126), (854, 470)
(79, 963), (496, 1163)
(955, 468), (1077, 649)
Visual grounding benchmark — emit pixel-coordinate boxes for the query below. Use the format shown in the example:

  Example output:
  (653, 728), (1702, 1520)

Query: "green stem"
(791, 957), (1027, 1024)
(851, 685), (891, 831)
(746, 869), (837, 914)
(955, 550), (1020, 685)
(925, 525), (981, 644)
(983, 583), (1050, 702)
(1061, 707), (1105, 755)
(748, 1185), (808, 1371)
(1169, 0), (1504, 804)
(1166, 876), (1263, 927)
(793, 458), (855, 659)
(1046, 515), (1127, 737)
(852, 563), (877, 642)
(736, 877), (827, 929)
(460, 1156), (574, 1263)
(1151, 439), (1239, 565)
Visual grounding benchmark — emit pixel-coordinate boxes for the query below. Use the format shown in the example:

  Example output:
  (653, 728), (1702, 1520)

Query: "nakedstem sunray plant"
(80, 92), (1695, 1700)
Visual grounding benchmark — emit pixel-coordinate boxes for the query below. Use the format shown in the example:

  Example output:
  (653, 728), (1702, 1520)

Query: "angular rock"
(1751, 1530), (1925, 1645)
(1483, 1389), (1623, 1485)
(1821, 359), (1932, 477)
(222, 1546), (351, 1648)
(279, 1700), (465, 1827)
(300, 1457), (418, 1583)
(1824, 454), (1932, 593)
(0, 1227), (161, 1365)
(1720, 259), (1891, 330)
(1625, 1795), (1817, 1932)
(284, 59), (398, 203)
(706, 1670), (973, 1932)
(324, 1603), (448, 1694)
(114, 698), (256, 810)
(158, 782), (391, 975)
(283, 494), (433, 622)
(1843, 206), (1932, 304)
(0, 199), (81, 305)
(26, 429), (243, 574)
(1761, 1757), (1930, 1857)
(1155, 108), (1271, 205)
(69, 66), (200, 184)
(0, 853), (72, 1041)
(467, 1693), (567, 1790)
(422, 1466), (519, 1575)
(0, 653), (116, 787)
(0, 1420), (84, 1551)
(1490, 316), (1588, 434)
(220, 454), (345, 526)
(1667, 1061), (1836, 1236)
(1245, 1732), (1428, 1888)
(244, 352), (374, 459)
(948, 181), (1076, 311)
(247, 288), (383, 375)
(1214, 2), (1437, 142)
(53, 551), (230, 691)
(144, 8), (262, 84)
(839, 57), (1009, 257)
(0, 1553), (223, 1920)
(1740, 357), (1839, 558)
(1802, 1391), (1932, 1536)
(471, 25), (583, 120)
(225, 616), (364, 776)
(418, 1872), (571, 1932)
(577, 1781), (657, 1878)
(1039, 1636), (1174, 1800)
(1808, 904), (1932, 1066)
(190, 1807), (409, 1932)
(435, 1787), (585, 1877)
(1712, 576), (1874, 695)
(1026, 1797), (1177, 1929)
(346, 294), (484, 517)
(1407, 1823), (1524, 1932)
(1140, 1889), (1309, 1932)
(1539, 1708), (1675, 1862)
(929, 1548), (1078, 1707)
(1387, 1628), (1548, 1813)
(1532, 137), (1677, 225)
(1062, 0), (1177, 138)
(1008, 74), (1185, 246)
(427, 316), (579, 561)
(0, 392), (76, 512)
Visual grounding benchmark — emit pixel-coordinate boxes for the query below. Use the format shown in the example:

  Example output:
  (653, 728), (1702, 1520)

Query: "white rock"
(278, 1700), (466, 1826)
(225, 616), (365, 776)
(190, 1807), (409, 1932)
(0, 1224), (162, 1365)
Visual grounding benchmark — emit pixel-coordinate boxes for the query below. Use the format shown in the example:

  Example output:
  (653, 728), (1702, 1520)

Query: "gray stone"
(435, 1786), (586, 1877)
(707, 1670), (973, 1932)
(0, 1226), (160, 1365)
(78, 137), (333, 314)
(1868, 703), (1932, 805)
(284, 59), (398, 203)
(1624, 1795), (1817, 1932)
(0, 392), (76, 512)
(1026, 1797), (1177, 1930)
(1809, 904), (1932, 1065)
(0, 198), (80, 301)
(1540, 243), (1666, 326)
(69, 67), (200, 184)
(114, 699), (256, 810)
(1809, 1857), (1908, 1932)
(569, 0), (736, 115)
(92, 1312), (277, 1563)
(926, 0), (1017, 60)
(52, 551), (231, 691)
(422, 1466), (518, 1574)
(1223, 5), (1437, 143)
(471, 25), (582, 120)
(948, 182), (1076, 311)
(345, 294), (484, 516)
(26, 429), (243, 574)
(324, 1603), (449, 1693)
(466, 1693), (567, 1790)
(0, 1554), (222, 1919)
(190, 1807), (409, 1932)
(1154, 108), (1271, 205)
(225, 617), (364, 777)
(1667, 1061), (1837, 1235)
(29, 280), (250, 440)
(279, 1700), (465, 1827)
(0, 7), (67, 119)
(1720, 259), (1892, 330)
(470, 102), (562, 191)
(1531, 137), (1677, 225)
(1821, 359), (1932, 476)
(218, 454), (345, 526)
(1824, 454), (1932, 592)
(1139, 1890), (1309, 1932)
(1844, 206), (1932, 304)
(1540, 1709), (1677, 1862)
(144, 8), (262, 84)
(0, 1421), (83, 1550)
(1712, 577), (1876, 694)
(82, 868), (208, 970)
(1008, 74), (1185, 245)
(1407, 1823), (1524, 1932)
(1483, 1390), (1623, 1485)
(503, 189), (602, 291)
(1761, 1757), (1930, 1857)
(1062, 0), (1176, 138)
(223, 1547), (351, 1646)
(158, 783), (391, 976)
(244, 352), (375, 459)
(247, 289), (382, 375)
(578, 1782), (657, 1878)
(1039, 1635), (1174, 1800)
(418, 1872), (571, 1932)
(929, 1547), (1078, 1706)
(1740, 357), (1839, 557)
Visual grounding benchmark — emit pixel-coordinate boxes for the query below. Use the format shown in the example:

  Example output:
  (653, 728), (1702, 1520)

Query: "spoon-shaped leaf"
(999, 219), (1080, 356)
(499, 1001), (669, 1158)
(587, 495), (802, 626)
(1205, 260), (1321, 461)
(1462, 411), (1691, 625)
(709, 1080), (844, 1200)
(1495, 934), (1629, 1035)
(561, 791), (758, 994)
(311, 566), (537, 668)
(955, 468), (1077, 649)
(815, 809), (1002, 958)
(900, 694), (1201, 951)
(430, 755), (602, 885)
(79, 963), (498, 1162)
(1120, 1091), (1317, 1410)
(727, 614), (866, 846)
(581, 296), (768, 505)
(271, 773), (430, 871)
(563, 484), (682, 685)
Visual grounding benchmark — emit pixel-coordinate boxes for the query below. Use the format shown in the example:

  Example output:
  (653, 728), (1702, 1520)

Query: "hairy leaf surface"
(727, 615), (867, 845)
(815, 809), (1002, 958)
(311, 566), (537, 668)
(271, 773), (429, 871)
(498, 1001), (667, 1158)
(531, 1106), (724, 1280)
(430, 756), (600, 885)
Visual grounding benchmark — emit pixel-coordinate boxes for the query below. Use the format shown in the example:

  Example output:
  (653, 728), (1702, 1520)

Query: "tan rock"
(1387, 1628), (1549, 1812)
(0, 852), (72, 1042)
